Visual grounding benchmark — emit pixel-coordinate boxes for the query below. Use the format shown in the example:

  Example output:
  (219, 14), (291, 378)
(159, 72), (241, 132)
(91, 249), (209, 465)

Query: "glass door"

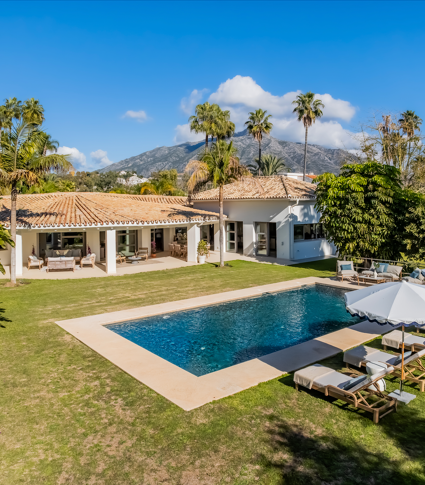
(226, 222), (236, 252)
(255, 222), (268, 256)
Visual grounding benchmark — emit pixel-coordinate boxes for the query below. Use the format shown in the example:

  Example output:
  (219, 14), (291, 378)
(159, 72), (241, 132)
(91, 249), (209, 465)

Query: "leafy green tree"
(245, 109), (273, 170)
(315, 161), (408, 260)
(0, 120), (72, 284)
(22, 98), (45, 125)
(248, 154), (287, 176)
(292, 92), (324, 181)
(185, 140), (250, 267)
(0, 223), (14, 275)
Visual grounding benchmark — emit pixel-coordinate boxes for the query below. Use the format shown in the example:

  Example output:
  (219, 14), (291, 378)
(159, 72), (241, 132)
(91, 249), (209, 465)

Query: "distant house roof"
(0, 192), (219, 229)
(192, 176), (316, 201)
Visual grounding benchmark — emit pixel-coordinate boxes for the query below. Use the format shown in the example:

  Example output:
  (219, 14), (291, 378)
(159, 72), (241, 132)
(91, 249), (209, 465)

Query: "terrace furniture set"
(116, 248), (149, 265)
(295, 331), (425, 423)
(169, 243), (188, 259)
(337, 260), (402, 285)
(27, 249), (97, 272)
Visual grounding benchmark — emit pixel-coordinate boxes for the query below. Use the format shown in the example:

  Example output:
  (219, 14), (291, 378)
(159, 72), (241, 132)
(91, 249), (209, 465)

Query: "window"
(117, 229), (137, 255)
(294, 223), (325, 241)
(175, 227), (187, 242)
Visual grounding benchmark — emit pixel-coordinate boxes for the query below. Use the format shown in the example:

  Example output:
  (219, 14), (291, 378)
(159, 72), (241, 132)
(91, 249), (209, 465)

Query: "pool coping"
(56, 277), (389, 411)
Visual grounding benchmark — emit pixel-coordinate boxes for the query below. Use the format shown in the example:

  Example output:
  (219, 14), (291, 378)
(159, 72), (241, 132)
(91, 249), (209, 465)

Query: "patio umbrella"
(345, 280), (425, 400)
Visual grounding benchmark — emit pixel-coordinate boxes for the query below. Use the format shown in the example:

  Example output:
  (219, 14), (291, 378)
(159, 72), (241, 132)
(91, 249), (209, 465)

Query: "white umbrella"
(345, 280), (425, 400)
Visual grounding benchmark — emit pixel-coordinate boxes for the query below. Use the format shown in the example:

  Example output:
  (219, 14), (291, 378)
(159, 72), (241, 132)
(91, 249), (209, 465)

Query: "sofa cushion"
(410, 268), (421, 279)
(337, 260), (353, 272)
(387, 264), (402, 277)
(376, 263), (389, 274)
(402, 276), (423, 285)
(341, 264), (352, 271)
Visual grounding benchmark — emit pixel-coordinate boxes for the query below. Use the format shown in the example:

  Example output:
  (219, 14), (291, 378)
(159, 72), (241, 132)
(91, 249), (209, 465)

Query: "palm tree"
(245, 109), (273, 172)
(292, 92), (324, 181)
(40, 133), (59, 156)
(22, 98), (45, 125)
(399, 110), (422, 138)
(189, 102), (220, 149)
(140, 178), (175, 195)
(213, 109), (235, 141)
(0, 121), (72, 284)
(248, 154), (287, 176)
(0, 98), (21, 135)
(185, 140), (250, 267)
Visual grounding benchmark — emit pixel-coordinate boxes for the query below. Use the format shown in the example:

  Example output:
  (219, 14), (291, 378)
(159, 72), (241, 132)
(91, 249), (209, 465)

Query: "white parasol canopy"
(345, 280), (425, 327)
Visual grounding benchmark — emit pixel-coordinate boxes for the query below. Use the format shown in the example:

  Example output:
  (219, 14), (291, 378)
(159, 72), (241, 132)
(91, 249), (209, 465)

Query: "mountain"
(100, 130), (349, 176)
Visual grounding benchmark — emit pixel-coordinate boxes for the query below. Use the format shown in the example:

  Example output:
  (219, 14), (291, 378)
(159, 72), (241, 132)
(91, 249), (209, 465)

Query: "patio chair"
(344, 345), (425, 392)
(382, 330), (425, 352)
(294, 364), (397, 424)
(336, 260), (359, 283)
(27, 255), (43, 270)
(80, 254), (96, 269)
(136, 247), (149, 261)
(116, 253), (126, 264)
(180, 245), (187, 260)
(173, 244), (181, 257)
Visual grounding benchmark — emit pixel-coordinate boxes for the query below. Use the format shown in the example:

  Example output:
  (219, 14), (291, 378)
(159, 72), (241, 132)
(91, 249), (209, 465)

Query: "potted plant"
(151, 240), (157, 258)
(197, 239), (209, 264)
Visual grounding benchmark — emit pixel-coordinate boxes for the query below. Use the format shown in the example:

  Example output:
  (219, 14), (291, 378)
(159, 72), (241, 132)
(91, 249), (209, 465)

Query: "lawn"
(1, 259), (424, 484)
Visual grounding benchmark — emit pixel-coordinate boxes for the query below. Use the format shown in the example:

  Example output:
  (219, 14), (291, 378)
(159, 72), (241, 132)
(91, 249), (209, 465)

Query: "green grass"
(1, 258), (424, 484)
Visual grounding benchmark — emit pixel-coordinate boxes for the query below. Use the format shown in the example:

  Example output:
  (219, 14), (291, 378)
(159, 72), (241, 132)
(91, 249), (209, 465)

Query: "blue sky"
(2, 1), (425, 171)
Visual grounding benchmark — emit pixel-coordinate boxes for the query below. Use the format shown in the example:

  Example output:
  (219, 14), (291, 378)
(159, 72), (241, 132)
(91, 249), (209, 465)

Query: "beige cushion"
(337, 260), (354, 272)
(387, 264), (402, 277)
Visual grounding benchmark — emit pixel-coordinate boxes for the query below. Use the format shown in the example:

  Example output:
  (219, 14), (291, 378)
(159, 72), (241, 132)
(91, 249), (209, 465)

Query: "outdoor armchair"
(336, 260), (358, 283)
(344, 345), (425, 392)
(80, 254), (96, 269)
(27, 255), (43, 270)
(294, 364), (397, 424)
(116, 253), (126, 264)
(136, 248), (149, 261)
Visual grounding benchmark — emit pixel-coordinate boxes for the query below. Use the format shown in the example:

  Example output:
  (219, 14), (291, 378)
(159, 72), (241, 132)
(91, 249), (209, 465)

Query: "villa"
(0, 175), (334, 277)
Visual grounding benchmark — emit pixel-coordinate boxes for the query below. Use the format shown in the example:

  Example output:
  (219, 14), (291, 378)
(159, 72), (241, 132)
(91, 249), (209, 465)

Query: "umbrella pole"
(400, 324), (405, 395)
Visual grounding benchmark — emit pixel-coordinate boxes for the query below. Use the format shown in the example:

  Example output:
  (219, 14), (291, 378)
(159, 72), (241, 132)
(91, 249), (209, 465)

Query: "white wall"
(140, 227), (151, 255)
(187, 224), (200, 262)
(21, 230), (37, 261)
(86, 230), (101, 262)
(193, 199), (334, 261)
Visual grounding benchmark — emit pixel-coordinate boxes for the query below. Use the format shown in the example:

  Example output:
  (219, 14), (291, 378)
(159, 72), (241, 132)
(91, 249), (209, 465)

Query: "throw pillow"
(341, 264), (352, 271)
(394, 351), (412, 366)
(410, 269), (420, 279)
(387, 265), (402, 277)
(376, 263), (389, 274)
(421, 269), (425, 278)
(419, 271), (425, 281)
(342, 375), (367, 391)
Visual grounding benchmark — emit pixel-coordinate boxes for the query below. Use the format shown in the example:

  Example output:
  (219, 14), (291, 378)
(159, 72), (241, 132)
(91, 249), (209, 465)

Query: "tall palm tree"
(40, 133), (59, 156)
(213, 109), (235, 141)
(245, 109), (273, 171)
(189, 102), (220, 150)
(0, 121), (72, 284)
(22, 98), (45, 125)
(0, 98), (21, 135)
(140, 178), (175, 195)
(399, 110), (422, 138)
(292, 92), (324, 181)
(185, 140), (250, 267)
(248, 154), (287, 176)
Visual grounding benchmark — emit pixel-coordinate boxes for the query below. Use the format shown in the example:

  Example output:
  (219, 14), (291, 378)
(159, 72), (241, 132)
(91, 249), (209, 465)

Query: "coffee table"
(127, 256), (142, 265)
(358, 275), (391, 285)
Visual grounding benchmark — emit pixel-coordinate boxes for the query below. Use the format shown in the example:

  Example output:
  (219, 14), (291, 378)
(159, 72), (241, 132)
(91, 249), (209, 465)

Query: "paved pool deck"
(56, 277), (389, 411)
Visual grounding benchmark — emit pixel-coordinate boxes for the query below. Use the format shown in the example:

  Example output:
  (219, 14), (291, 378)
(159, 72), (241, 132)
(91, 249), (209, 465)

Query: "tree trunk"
(10, 184), (17, 285)
(303, 126), (308, 182)
(205, 133), (208, 150)
(219, 185), (224, 268)
(259, 140), (262, 176)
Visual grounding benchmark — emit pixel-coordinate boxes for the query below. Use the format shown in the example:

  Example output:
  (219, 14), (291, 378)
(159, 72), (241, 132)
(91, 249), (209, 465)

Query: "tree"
(40, 133), (59, 156)
(213, 109), (235, 141)
(248, 154), (287, 176)
(245, 109), (273, 171)
(189, 102), (220, 149)
(140, 169), (185, 196)
(292, 92), (324, 181)
(315, 161), (416, 260)
(185, 140), (251, 267)
(0, 120), (72, 284)
(22, 98), (45, 125)
(0, 224), (14, 275)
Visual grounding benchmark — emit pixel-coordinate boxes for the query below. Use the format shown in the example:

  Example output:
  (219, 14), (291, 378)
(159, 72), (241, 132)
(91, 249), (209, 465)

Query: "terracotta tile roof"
(0, 192), (220, 229)
(192, 176), (316, 201)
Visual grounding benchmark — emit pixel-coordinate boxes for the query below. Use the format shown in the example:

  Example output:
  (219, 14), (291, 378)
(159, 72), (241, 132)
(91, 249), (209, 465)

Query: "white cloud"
(122, 110), (148, 122)
(174, 123), (206, 144)
(90, 149), (113, 167)
(50, 146), (87, 170)
(180, 88), (209, 115)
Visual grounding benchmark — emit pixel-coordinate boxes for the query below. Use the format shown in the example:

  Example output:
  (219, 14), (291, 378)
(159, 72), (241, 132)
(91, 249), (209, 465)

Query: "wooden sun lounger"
(294, 365), (397, 424)
(344, 345), (425, 392)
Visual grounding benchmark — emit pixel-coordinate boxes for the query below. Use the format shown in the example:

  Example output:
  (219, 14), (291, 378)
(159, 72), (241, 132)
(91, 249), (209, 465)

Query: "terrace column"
(187, 224), (200, 262)
(213, 223), (220, 252)
(105, 229), (117, 274)
(16, 232), (23, 276)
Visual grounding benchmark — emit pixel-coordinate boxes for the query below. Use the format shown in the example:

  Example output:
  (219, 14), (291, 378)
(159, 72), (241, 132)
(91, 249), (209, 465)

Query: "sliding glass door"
(226, 222), (236, 252)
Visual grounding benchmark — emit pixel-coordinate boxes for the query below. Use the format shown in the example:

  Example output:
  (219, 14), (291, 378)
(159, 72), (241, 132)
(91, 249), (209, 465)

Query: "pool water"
(106, 285), (359, 376)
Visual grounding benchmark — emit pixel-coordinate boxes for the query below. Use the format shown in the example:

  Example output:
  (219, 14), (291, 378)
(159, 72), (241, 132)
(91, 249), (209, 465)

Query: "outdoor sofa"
(294, 364), (397, 424)
(46, 257), (75, 272)
(44, 249), (82, 263)
(344, 345), (425, 392)
(359, 262), (402, 281)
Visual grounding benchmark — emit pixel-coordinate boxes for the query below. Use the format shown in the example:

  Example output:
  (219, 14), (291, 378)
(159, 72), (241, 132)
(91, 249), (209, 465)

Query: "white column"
(187, 224), (200, 262)
(105, 229), (116, 274)
(141, 227), (152, 255)
(16, 233), (23, 276)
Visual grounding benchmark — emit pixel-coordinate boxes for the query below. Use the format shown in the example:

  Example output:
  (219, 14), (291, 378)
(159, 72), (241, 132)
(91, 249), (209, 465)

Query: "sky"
(2, 1), (425, 171)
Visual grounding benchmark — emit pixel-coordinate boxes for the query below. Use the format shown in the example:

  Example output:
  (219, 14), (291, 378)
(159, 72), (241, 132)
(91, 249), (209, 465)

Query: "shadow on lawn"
(264, 373), (425, 484)
(0, 306), (11, 328)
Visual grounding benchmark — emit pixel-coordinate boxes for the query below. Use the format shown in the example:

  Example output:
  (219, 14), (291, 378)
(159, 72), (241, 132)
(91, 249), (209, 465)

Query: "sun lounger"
(294, 364), (397, 423)
(382, 330), (425, 352)
(344, 345), (425, 392)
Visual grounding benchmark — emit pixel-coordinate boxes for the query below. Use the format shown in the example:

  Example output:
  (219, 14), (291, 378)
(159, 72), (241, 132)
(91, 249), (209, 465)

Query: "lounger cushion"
(294, 364), (335, 389)
(382, 330), (425, 349)
(342, 375), (368, 391)
(314, 371), (350, 389)
(344, 345), (381, 367)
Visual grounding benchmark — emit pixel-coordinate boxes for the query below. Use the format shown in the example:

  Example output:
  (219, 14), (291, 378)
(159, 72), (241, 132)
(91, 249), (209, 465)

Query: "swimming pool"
(106, 285), (360, 377)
